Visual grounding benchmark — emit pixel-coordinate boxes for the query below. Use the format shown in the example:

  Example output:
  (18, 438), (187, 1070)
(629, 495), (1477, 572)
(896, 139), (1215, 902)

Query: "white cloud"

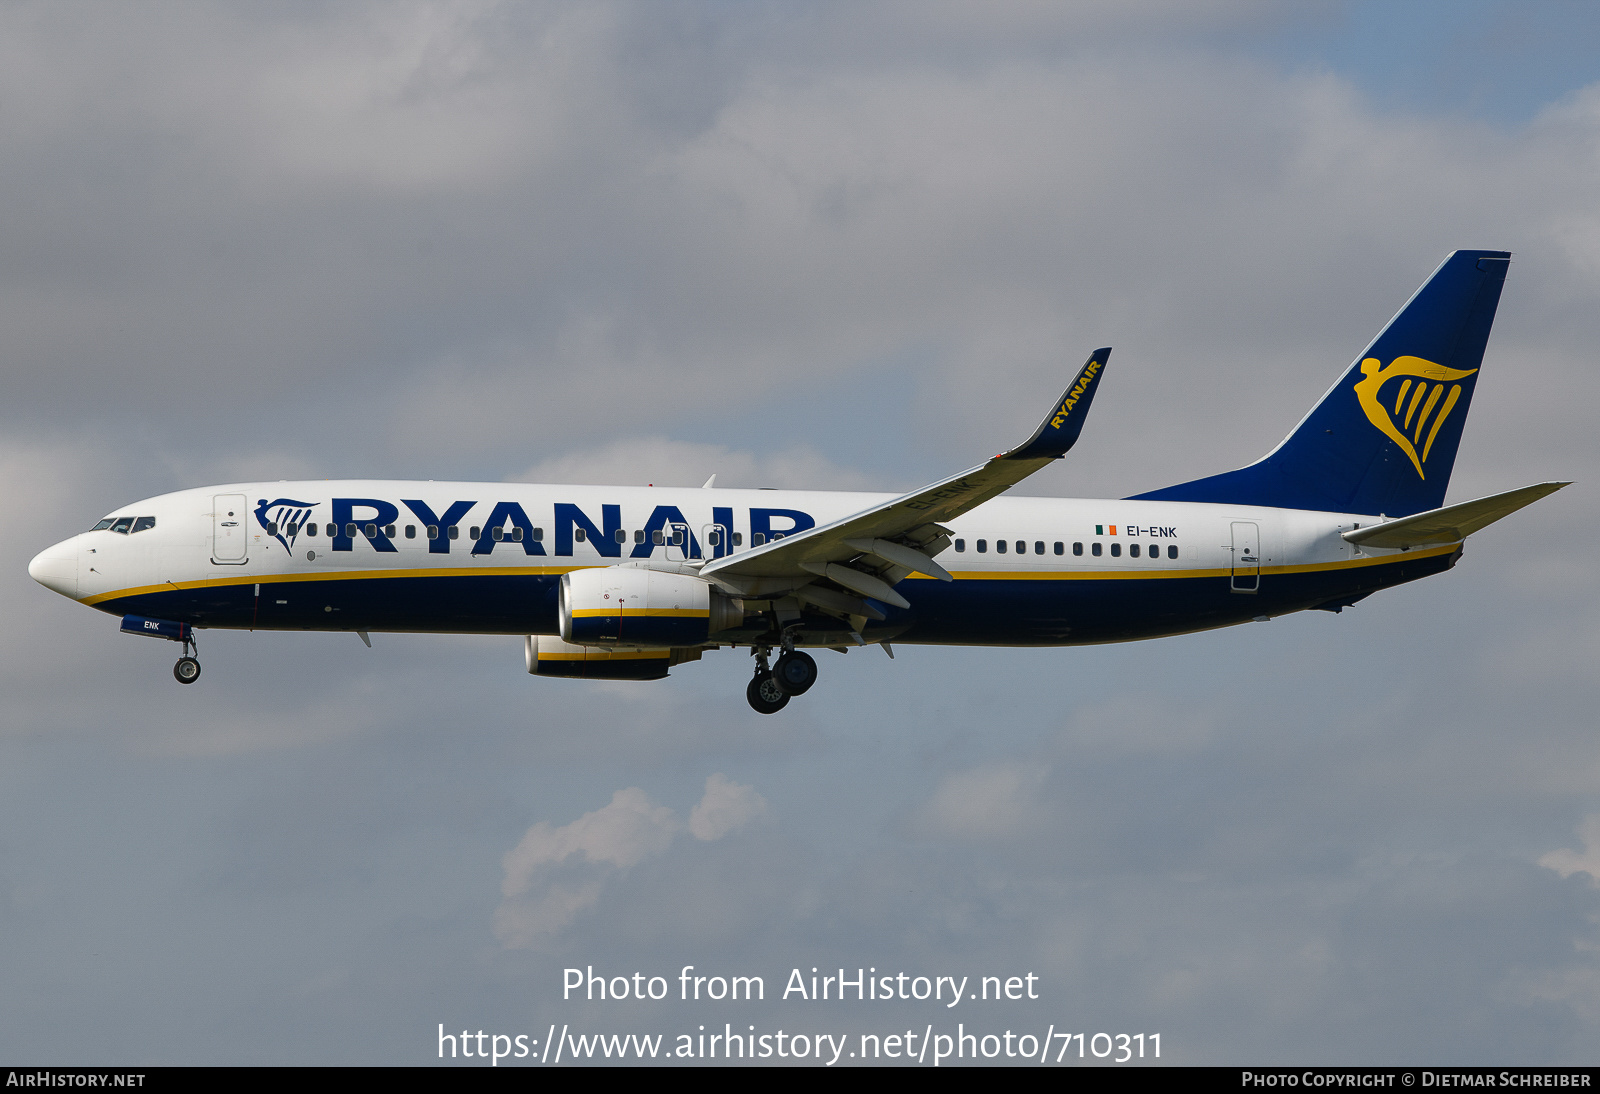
(1541, 814), (1600, 887)
(688, 773), (767, 841)
(501, 787), (679, 897)
(496, 775), (765, 946)
(912, 761), (1048, 839)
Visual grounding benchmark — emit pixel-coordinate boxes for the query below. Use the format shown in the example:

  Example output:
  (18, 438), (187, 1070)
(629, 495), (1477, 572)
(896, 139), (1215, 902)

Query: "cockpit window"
(91, 518), (115, 531)
(109, 517), (134, 534)
(132, 516), (156, 533)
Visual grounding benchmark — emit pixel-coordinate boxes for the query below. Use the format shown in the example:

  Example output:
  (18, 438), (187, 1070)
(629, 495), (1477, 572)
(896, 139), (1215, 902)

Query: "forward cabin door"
(1230, 521), (1260, 593)
(213, 493), (248, 564)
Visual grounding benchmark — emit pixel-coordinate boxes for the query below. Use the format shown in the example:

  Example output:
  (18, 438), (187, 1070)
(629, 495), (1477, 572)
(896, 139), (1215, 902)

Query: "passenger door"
(213, 494), (248, 564)
(1230, 521), (1260, 593)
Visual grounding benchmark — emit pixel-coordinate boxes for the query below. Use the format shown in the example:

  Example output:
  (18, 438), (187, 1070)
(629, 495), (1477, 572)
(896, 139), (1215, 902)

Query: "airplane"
(28, 249), (1568, 713)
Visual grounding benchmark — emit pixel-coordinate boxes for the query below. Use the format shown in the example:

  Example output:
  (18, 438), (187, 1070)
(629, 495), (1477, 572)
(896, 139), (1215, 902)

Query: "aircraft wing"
(699, 349), (1111, 611)
(1341, 481), (1570, 550)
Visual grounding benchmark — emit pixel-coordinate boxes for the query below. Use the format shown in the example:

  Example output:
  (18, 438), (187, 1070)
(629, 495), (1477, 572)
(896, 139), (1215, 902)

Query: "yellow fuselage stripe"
(570, 608), (709, 618)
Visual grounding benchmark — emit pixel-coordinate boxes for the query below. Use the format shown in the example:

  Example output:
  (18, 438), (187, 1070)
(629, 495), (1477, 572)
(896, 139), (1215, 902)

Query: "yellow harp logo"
(1353, 356), (1478, 479)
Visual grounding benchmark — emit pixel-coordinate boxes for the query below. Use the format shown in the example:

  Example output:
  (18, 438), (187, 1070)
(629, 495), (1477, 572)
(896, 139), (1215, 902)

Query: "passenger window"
(286, 523), (298, 537)
(634, 529), (645, 543)
(1130, 543), (1140, 558)
(345, 523), (357, 538)
(133, 516), (156, 533)
(365, 523), (377, 538)
(571, 527), (582, 542)
(1072, 542), (1081, 555)
(91, 518), (115, 531)
(448, 526), (459, 540)
(491, 526), (504, 541)
(707, 529), (721, 547)
(733, 533), (743, 546)
(110, 517), (133, 534)
(267, 521), (279, 536)
(405, 525), (416, 539)
(307, 523), (318, 537)
(613, 529), (626, 543)
(1111, 542), (1121, 557)
(996, 540), (1006, 554)
(1034, 541), (1044, 555)
(384, 525), (395, 538)
(653, 529), (664, 545)
(1091, 542), (1102, 556)
(513, 527), (524, 542)
(426, 525), (438, 539)
(753, 533), (766, 546)
(976, 539), (987, 553)
(1168, 544), (1178, 559)
(1016, 541), (1025, 554)
(954, 539), (965, 552)
(532, 528), (543, 541)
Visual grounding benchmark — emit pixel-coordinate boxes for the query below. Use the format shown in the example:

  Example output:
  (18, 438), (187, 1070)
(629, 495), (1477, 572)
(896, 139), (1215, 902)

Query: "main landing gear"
(745, 644), (819, 714)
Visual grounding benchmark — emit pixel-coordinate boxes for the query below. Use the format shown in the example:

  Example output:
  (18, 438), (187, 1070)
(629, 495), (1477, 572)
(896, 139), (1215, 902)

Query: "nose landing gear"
(172, 631), (201, 685)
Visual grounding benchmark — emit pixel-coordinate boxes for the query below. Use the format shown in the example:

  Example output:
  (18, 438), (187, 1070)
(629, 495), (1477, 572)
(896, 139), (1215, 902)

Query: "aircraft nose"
(28, 540), (79, 599)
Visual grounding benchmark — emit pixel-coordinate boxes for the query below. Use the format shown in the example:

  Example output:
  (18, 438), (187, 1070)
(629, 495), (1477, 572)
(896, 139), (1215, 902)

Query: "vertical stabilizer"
(1131, 250), (1510, 516)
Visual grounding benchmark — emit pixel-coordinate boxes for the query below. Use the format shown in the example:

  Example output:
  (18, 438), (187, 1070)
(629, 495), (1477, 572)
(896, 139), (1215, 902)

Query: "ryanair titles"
(1048, 356), (1104, 429)
(255, 498), (816, 559)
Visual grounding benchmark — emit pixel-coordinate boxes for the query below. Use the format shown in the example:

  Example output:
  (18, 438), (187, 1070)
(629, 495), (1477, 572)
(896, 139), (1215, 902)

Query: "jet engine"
(559, 566), (743, 648)
(526, 635), (702, 680)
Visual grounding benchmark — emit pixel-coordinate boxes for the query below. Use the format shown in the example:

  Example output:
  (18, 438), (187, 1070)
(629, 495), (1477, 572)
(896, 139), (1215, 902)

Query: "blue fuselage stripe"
(95, 551), (1457, 646)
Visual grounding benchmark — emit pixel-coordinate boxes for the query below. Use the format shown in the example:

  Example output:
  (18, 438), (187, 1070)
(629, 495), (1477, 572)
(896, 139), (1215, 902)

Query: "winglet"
(1000, 348), (1112, 461)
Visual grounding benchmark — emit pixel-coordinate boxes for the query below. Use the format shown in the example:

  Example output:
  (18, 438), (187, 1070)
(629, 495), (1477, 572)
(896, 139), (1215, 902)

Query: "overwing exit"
(29, 250), (1569, 712)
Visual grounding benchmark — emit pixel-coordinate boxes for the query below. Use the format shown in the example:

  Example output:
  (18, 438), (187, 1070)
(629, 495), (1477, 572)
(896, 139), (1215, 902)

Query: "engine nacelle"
(526, 635), (702, 680)
(559, 566), (742, 648)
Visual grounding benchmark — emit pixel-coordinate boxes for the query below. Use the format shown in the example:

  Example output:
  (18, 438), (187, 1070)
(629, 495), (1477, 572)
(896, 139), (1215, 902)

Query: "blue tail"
(1130, 249), (1511, 517)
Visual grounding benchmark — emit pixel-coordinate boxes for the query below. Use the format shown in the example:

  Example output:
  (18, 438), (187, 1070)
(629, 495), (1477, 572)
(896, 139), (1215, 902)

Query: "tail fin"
(1131, 249), (1511, 516)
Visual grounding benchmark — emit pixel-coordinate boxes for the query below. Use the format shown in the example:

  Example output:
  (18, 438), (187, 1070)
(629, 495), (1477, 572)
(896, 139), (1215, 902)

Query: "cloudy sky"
(4, 0), (1600, 1066)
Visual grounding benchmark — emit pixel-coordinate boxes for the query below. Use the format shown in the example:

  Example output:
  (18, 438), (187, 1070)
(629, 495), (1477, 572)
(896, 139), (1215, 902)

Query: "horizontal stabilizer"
(1342, 481), (1570, 549)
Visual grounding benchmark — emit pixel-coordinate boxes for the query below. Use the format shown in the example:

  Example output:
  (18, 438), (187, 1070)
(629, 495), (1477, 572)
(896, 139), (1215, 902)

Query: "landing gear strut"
(173, 633), (201, 685)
